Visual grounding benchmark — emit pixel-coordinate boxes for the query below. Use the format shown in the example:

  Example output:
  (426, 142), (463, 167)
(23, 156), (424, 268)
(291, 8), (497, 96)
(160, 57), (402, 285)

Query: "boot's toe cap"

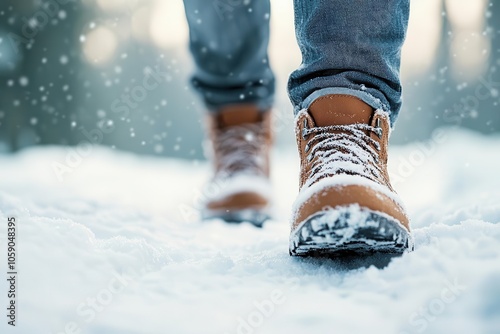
(206, 191), (270, 212)
(292, 180), (410, 232)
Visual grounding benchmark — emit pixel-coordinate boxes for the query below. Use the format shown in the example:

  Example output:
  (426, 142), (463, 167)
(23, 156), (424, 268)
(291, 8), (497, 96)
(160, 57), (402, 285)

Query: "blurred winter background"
(1, 2), (500, 334)
(0, 0), (498, 158)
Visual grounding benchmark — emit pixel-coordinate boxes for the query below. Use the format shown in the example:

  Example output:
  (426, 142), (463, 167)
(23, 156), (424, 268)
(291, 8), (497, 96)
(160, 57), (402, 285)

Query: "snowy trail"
(0, 128), (499, 334)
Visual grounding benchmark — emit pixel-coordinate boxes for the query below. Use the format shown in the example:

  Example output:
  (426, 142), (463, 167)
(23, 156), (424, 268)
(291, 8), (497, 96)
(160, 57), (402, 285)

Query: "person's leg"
(183, 0), (275, 226)
(183, 0), (275, 111)
(288, 0), (413, 256)
(288, 0), (409, 127)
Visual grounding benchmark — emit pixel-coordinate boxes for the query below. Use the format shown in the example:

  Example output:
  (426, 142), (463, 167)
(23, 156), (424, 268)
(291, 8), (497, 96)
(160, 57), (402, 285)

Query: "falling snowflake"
(60, 55), (69, 65)
(19, 77), (29, 87)
(154, 144), (163, 153)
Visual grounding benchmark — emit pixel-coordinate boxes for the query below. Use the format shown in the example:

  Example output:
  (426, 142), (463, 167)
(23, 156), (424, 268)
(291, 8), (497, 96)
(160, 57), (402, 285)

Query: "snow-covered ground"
(0, 127), (499, 334)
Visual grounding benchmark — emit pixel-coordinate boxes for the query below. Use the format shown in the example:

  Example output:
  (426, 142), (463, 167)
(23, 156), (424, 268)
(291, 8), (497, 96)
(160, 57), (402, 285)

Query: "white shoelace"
(302, 122), (383, 187)
(214, 123), (266, 178)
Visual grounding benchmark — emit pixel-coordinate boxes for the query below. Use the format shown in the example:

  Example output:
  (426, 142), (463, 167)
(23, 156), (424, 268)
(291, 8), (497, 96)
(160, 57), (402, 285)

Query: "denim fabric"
(289, 0), (409, 125)
(184, 0), (409, 124)
(183, 0), (275, 111)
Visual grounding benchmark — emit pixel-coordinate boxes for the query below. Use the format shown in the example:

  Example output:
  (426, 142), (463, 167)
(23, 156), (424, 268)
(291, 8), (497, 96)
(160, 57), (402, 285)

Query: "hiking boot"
(289, 94), (414, 256)
(202, 104), (273, 227)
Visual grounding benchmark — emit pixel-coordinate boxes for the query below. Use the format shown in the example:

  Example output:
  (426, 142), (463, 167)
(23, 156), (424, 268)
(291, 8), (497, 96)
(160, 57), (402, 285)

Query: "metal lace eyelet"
(302, 119), (309, 140)
(375, 118), (383, 139)
(307, 153), (313, 162)
(304, 143), (310, 153)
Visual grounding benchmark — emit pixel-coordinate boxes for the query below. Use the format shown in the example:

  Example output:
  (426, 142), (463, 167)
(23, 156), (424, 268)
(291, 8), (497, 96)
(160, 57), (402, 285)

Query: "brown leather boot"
(202, 104), (273, 227)
(289, 95), (413, 256)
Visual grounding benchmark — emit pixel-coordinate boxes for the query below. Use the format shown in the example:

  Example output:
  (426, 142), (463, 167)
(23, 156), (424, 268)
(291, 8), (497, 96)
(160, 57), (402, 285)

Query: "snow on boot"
(289, 95), (414, 256)
(202, 105), (272, 227)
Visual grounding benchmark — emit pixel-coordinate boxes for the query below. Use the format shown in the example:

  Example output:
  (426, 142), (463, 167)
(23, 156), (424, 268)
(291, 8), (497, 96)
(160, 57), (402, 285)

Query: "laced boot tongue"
(211, 105), (268, 177)
(217, 105), (262, 128)
(308, 95), (373, 127)
(302, 95), (382, 186)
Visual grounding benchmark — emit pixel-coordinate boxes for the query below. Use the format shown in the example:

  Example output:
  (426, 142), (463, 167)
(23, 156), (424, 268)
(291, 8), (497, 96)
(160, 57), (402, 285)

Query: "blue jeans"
(183, 0), (409, 125)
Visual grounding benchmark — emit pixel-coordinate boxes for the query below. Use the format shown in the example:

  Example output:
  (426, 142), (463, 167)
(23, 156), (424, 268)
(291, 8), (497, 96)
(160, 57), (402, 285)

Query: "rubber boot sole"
(289, 206), (414, 257)
(202, 209), (271, 228)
